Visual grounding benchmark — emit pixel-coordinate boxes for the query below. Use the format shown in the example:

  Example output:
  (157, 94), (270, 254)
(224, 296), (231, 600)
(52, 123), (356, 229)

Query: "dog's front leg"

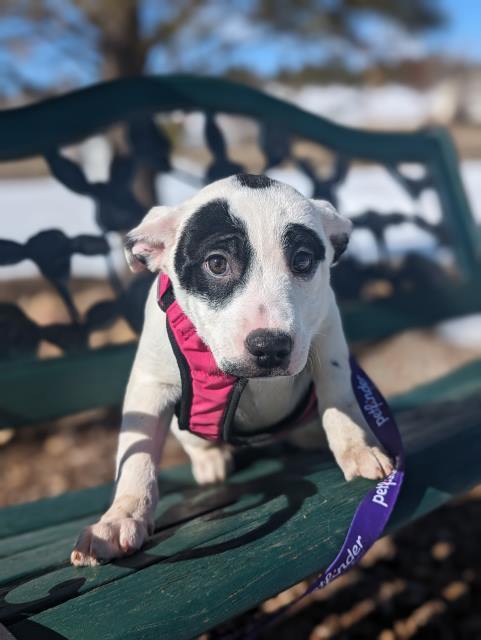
(71, 369), (177, 566)
(311, 299), (393, 481)
(171, 420), (234, 485)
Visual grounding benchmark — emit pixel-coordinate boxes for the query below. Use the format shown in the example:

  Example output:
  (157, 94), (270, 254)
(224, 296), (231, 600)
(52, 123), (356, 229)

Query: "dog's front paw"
(190, 445), (234, 485)
(337, 444), (394, 482)
(71, 517), (149, 566)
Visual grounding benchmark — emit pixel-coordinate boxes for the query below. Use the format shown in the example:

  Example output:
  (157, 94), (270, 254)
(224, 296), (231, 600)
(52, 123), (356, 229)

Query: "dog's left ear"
(124, 205), (182, 273)
(311, 199), (352, 265)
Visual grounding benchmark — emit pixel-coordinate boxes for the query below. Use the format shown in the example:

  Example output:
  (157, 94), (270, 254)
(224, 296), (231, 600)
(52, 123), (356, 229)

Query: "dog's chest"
(233, 368), (313, 434)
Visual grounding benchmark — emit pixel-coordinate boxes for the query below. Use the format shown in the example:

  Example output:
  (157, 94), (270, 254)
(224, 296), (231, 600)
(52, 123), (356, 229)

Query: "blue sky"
(425, 0), (481, 61)
(2, 0), (481, 97)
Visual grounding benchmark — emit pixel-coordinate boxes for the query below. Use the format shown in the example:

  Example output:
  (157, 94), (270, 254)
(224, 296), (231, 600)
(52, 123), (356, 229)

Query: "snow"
(265, 82), (458, 128)
(0, 177), (126, 280)
(437, 314), (481, 350)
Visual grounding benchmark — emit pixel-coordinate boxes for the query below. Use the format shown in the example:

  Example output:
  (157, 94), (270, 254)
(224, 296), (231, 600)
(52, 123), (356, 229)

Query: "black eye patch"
(282, 223), (325, 278)
(174, 198), (252, 307)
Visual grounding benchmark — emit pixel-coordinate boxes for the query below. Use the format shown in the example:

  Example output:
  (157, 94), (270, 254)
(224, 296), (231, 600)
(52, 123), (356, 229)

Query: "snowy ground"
(1, 159), (481, 347)
(266, 82), (459, 128)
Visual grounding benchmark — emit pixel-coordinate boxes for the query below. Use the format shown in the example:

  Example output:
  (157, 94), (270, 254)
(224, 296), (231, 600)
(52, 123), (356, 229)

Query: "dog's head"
(125, 174), (351, 378)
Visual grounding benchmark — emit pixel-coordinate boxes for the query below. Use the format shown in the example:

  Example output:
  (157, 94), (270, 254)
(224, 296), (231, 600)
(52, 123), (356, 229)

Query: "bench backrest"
(1, 75), (481, 428)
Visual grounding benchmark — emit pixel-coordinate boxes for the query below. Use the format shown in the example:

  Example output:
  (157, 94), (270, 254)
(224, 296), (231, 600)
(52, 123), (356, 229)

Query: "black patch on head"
(282, 223), (325, 278)
(330, 360), (340, 368)
(330, 232), (349, 264)
(236, 173), (275, 189)
(174, 198), (252, 307)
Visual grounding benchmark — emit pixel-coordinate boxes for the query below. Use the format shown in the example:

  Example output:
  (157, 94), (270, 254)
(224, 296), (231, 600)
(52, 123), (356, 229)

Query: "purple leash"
(224, 356), (405, 639)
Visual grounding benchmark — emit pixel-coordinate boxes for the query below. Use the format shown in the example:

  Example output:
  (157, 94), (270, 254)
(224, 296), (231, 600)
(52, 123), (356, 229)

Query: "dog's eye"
(206, 253), (229, 276)
(291, 250), (314, 274)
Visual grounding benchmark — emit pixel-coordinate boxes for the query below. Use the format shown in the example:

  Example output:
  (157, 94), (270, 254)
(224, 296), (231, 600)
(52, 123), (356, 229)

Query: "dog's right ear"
(124, 206), (181, 273)
(310, 199), (353, 265)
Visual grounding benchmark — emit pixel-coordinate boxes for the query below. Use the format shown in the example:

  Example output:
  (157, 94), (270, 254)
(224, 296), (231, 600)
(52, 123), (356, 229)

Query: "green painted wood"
(0, 456), (367, 623)
(0, 516), (98, 560)
(6, 408), (481, 640)
(0, 464), (193, 540)
(0, 344), (136, 429)
(342, 279), (481, 342)
(0, 486), (239, 591)
(0, 485), (112, 541)
(0, 458), (292, 623)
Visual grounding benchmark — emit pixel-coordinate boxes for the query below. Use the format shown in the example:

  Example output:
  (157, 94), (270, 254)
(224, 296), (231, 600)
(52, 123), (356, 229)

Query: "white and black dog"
(71, 174), (393, 567)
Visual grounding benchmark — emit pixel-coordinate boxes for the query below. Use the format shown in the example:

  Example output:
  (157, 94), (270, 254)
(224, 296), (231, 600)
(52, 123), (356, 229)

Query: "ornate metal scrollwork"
(0, 108), (453, 361)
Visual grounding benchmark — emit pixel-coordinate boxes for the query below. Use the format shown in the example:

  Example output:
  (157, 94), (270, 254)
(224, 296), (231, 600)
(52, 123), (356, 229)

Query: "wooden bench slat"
(0, 485), (238, 592)
(0, 344), (136, 430)
(8, 410), (481, 640)
(0, 472), (190, 556)
(344, 282), (481, 342)
(0, 472), (254, 589)
(0, 516), (98, 560)
(0, 477), (228, 560)
(0, 485), (111, 541)
(1, 456), (348, 625)
(0, 465), (193, 540)
(0, 459), (286, 588)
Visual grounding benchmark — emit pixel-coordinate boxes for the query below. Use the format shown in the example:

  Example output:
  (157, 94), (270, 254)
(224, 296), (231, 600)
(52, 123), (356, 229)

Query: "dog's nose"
(245, 329), (292, 369)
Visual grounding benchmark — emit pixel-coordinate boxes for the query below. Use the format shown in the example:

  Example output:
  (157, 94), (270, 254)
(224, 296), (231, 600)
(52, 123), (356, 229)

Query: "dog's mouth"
(218, 359), (292, 379)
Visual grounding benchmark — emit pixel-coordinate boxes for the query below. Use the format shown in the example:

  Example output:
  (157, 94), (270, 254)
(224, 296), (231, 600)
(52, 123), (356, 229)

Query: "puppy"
(71, 174), (393, 566)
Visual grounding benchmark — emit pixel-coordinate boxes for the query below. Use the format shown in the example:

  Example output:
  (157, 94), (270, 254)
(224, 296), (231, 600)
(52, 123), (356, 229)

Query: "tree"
(0, 0), (445, 100)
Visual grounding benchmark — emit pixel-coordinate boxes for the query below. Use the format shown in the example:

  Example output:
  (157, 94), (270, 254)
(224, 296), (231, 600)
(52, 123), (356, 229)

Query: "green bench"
(2, 76), (481, 640)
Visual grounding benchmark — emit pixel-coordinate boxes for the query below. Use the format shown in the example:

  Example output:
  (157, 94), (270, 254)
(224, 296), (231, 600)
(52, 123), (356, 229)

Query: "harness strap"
(158, 274), (246, 443)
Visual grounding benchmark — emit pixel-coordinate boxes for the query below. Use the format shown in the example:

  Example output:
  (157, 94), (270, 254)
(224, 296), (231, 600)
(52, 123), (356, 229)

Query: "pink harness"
(157, 274), (317, 444)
